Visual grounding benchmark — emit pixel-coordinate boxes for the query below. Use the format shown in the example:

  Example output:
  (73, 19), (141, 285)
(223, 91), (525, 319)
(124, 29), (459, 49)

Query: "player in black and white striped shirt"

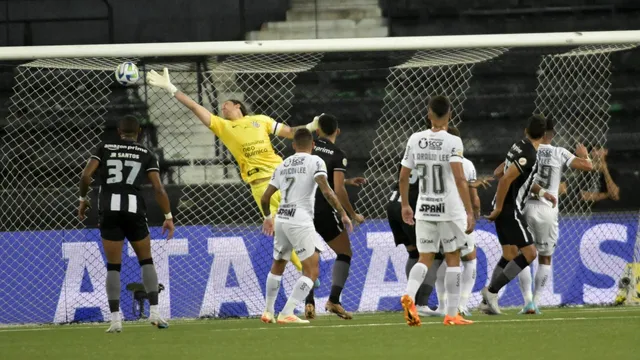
(481, 115), (549, 315)
(78, 115), (175, 333)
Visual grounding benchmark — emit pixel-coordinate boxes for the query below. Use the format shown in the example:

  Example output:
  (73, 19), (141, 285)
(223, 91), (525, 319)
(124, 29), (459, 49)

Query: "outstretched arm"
(277, 114), (323, 139)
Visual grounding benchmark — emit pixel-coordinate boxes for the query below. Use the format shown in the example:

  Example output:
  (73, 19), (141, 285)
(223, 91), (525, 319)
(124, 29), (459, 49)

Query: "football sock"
(533, 264), (552, 304)
(460, 259), (477, 308)
(435, 262), (446, 311)
(265, 272), (282, 314)
(491, 256), (509, 285)
(405, 250), (419, 278)
(518, 266), (533, 304)
(416, 258), (441, 306)
(489, 254), (530, 294)
(281, 276), (314, 316)
(405, 263), (428, 300)
(106, 263), (121, 314)
(140, 259), (159, 307)
(444, 266), (462, 318)
(329, 254), (351, 304)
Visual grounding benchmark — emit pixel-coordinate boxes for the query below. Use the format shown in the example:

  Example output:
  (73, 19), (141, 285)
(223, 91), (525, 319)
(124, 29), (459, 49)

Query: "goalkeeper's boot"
(260, 311), (276, 324)
(105, 321), (122, 333)
(518, 302), (542, 315)
(149, 312), (169, 329)
(305, 304), (316, 320)
(325, 301), (352, 320)
(443, 314), (474, 326)
(277, 314), (310, 324)
(400, 295), (421, 327)
(458, 305), (472, 317)
(416, 305), (444, 317)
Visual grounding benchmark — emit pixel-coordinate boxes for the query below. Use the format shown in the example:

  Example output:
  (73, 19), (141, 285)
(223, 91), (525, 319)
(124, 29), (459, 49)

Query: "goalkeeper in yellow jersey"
(147, 68), (342, 271)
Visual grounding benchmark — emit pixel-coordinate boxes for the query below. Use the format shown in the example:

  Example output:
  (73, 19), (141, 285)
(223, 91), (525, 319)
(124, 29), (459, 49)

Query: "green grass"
(1, 307), (640, 360)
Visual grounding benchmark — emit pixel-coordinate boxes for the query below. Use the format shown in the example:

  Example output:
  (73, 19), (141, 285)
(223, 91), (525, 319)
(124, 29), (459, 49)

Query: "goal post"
(0, 31), (639, 324)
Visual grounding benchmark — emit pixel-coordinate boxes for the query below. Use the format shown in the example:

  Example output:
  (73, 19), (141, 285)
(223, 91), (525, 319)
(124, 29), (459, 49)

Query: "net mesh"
(0, 43), (638, 325)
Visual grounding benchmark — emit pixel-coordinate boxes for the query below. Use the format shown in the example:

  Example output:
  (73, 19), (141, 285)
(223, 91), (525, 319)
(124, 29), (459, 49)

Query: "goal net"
(0, 34), (638, 324)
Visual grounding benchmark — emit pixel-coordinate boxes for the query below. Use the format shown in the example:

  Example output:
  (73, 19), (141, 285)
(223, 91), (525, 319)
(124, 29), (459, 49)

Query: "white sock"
(444, 266), (462, 318)
(533, 264), (552, 304)
(460, 259), (476, 308)
(149, 305), (159, 317)
(111, 311), (121, 323)
(265, 272), (282, 314)
(281, 276), (314, 316)
(435, 262), (446, 311)
(405, 263), (428, 300)
(518, 266), (533, 304)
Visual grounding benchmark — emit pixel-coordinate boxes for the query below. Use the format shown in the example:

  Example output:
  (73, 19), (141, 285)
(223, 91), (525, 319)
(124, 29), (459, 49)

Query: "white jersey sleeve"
(462, 158), (477, 183)
(312, 155), (328, 179)
(401, 135), (416, 170)
(269, 164), (282, 189)
(558, 147), (576, 168)
(449, 136), (464, 164)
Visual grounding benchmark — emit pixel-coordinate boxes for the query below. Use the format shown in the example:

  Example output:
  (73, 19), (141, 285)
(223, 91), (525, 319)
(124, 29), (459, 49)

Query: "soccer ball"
(115, 62), (139, 86)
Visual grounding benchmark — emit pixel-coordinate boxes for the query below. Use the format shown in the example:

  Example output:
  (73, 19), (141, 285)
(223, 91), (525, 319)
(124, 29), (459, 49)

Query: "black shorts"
(386, 201), (416, 247)
(495, 207), (534, 248)
(313, 205), (344, 242)
(99, 211), (150, 242)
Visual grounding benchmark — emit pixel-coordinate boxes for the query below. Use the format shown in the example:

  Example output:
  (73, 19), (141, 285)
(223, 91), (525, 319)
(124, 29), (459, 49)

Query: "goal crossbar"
(0, 31), (639, 60)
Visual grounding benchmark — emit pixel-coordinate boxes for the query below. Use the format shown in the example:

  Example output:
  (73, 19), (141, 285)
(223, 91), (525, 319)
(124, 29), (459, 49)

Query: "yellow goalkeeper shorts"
(250, 180), (303, 272)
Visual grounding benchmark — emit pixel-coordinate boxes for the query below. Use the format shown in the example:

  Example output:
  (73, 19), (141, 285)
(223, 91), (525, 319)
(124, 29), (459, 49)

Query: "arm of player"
(333, 170), (364, 225)
(316, 175), (353, 233)
(493, 161), (506, 179)
(147, 68), (212, 128)
(486, 164), (520, 221)
(471, 186), (481, 220)
(530, 182), (558, 208)
(451, 162), (476, 234)
(398, 166), (414, 225)
(148, 171), (174, 240)
(600, 163), (620, 201)
(276, 114), (323, 139)
(260, 184), (278, 236)
(78, 158), (100, 221)
(570, 144), (593, 172)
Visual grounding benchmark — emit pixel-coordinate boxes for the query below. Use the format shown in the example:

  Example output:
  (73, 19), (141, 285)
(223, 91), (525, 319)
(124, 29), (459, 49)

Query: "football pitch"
(1, 307), (639, 360)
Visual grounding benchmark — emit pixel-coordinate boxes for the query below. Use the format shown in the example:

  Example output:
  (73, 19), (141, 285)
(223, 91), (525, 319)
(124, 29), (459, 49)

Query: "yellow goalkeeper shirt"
(209, 114), (284, 184)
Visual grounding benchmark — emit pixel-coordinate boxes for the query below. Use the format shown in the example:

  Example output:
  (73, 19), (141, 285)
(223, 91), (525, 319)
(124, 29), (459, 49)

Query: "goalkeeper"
(148, 68), (343, 271)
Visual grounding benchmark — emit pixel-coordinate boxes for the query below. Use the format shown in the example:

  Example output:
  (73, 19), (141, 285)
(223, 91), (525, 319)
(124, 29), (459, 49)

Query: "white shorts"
(273, 222), (322, 262)
(460, 232), (476, 258)
(415, 219), (467, 254)
(524, 202), (559, 256)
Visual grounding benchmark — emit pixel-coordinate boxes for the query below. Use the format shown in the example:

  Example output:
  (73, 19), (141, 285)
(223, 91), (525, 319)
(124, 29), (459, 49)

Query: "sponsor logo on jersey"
(518, 157), (527, 166)
(419, 203), (446, 213)
(538, 148), (553, 157)
(314, 146), (334, 155)
(252, 121), (260, 128)
(419, 238), (434, 245)
(283, 157), (305, 168)
(418, 138), (443, 150)
(442, 236), (457, 245)
(247, 168), (260, 176)
(511, 144), (523, 153)
(343, 158), (348, 167)
(277, 207), (297, 218)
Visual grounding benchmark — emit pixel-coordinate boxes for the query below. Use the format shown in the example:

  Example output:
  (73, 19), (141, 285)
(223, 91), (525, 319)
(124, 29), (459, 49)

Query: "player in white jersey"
(259, 129), (353, 324)
(398, 96), (476, 327)
(433, 126), (484, 317)
(517, 119), (593, 314)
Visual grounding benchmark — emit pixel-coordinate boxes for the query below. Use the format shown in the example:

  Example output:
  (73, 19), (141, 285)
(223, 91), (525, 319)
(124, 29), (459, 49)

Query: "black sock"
(491, 256), (509, 284)
(108, 299), (120, 313)
(329, 254), (351, 304)
(489, 254), (530, 293)
(305, 288), (315, 306)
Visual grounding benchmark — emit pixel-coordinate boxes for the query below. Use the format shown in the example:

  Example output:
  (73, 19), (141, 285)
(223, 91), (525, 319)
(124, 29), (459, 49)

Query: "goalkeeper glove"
(147, 67), (178, 96)
(306, 113), (323, 132)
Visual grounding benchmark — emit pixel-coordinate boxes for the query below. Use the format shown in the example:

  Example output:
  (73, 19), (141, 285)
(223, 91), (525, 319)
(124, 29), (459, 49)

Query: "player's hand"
(262, 217), (274, 236)
(575, 143), (588, 159)
(485, 208), (501, 222)
(147, 68), (178, 96)
(351, 213), (365, 226)
(470, 176), (494, 189)
(78, 199), (91, 221)
(543, 192), (558, 208)
(341, 214), (354, 233)
(465, 212), (476, 235)
(345, 177), (367, 187)
(401, 205), (414, 226)
(306, 114), (322, 132)
(162, 219), (175, 240)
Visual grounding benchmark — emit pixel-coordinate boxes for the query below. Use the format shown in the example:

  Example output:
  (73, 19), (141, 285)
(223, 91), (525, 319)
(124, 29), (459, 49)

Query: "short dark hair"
(229, 99), (248, 116)
(545, 117), (555, 133)
(428, 95), (451, 118)
(447, 126), (460, 137)
(318, 114), (338, 135)
(526, 114), (547, 140)
(293, 128), (313, 147)
(119, 115), (140, 135)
